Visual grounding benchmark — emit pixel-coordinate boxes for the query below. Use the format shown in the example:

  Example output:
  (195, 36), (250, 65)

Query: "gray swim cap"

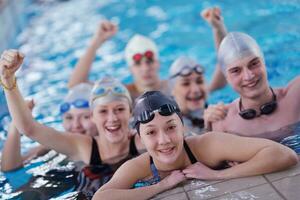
(168, 56), (204, 90)
(218, 32), (264, 74)
(90, 76), (132, 109)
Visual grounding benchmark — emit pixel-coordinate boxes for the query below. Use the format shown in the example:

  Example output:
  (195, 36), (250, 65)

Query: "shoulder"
(281, 76), (300, 95)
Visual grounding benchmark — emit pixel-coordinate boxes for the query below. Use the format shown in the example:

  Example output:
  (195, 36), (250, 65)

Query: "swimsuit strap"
(149, 156), (160, 179)
(129, 135), (139, 156)
(90, 137), (102, 165)
(184, 140), (197, 164)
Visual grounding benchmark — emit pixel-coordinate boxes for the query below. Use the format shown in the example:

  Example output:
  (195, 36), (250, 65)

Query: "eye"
(229, 68), (241, 74)
(250, 60), (260, 68)
(145, 130), (155, 136)
(83, 115), (90, 120)
(98, 109), (107, 114)
(64, 115), (73, 121)
(167, 125), (177, 132)
(181, 81), (190, 87)
(196, 78), (203, 84)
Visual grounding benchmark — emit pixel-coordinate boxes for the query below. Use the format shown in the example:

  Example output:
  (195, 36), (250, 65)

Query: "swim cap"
(90, 76), (132, 109)
(218, 32), (264, 74)
(168, 56), (204, 89)
(125, 34), (159, 66)
(133, 91), (182, 133)
(60, 83), (92, 114)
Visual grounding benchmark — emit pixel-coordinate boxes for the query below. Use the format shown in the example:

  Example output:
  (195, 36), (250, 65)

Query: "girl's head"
(90, 76), (132, 144)
(169, 56), (207, 114)
(133, 91), (185, 164)
(60, 83), (97, 136)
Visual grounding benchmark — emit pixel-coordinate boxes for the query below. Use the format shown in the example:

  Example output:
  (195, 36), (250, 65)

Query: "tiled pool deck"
(151, 163), (300, 200)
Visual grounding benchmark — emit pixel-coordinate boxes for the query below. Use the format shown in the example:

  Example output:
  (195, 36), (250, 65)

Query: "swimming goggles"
(170, 64), (204, 78)
(92, 85), (127, 101)
(135, 104), (180, 126)
(239, 87), (277, 120)
(60, 99), (89, 114)
(132, 50), (154, 65)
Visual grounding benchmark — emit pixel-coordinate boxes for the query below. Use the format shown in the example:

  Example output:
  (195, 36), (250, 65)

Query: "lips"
(243, 79), (259, 88)
(105, 124), (121, 133)
(158, 147), (175, 155)
(186, 93), (205, 102)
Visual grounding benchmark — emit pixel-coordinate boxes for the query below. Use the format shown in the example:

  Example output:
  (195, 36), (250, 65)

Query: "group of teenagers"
(0, 7), (299, 200)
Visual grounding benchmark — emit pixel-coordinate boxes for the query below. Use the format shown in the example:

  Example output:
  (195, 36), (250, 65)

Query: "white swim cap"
(124, 34), (159, 66)
(90, 76), (132, 109)
(218, 32), (264, 74)
(60, 83), (93, 114)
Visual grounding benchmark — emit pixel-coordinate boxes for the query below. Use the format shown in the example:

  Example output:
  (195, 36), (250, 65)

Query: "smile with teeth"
(186, 94), (204, 102)
(105, 124), (121, 132)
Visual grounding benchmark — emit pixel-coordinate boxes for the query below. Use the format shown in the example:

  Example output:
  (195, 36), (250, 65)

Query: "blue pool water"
(0, 0), (300, 199)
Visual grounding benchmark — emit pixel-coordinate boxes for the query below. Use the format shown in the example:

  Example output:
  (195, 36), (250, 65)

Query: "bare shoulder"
(285, 76), (300, 94)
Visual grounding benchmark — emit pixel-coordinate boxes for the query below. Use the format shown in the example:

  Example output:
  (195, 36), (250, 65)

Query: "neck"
(154, 147), (190, 172)
(135, 79), (161, 94)
(240, 87), (273, 111)
(98, 131), (130, 161)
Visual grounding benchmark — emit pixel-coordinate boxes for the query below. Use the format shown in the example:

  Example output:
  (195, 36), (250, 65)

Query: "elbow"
(18, 121), (35, 137)
(284, 149), (299, 167)
(274, 146), (299, 169)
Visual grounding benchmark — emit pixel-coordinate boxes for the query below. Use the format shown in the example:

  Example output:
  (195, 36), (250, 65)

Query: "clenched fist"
(0, 49), (24, 81)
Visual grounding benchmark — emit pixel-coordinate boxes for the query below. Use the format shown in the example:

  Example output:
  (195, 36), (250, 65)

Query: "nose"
(190, 81), (201, 94)
(157, 131), (171, 145)
(107, 110), (118, 122)
(72, 117), (83, 130)
(243, 68), (255, 81)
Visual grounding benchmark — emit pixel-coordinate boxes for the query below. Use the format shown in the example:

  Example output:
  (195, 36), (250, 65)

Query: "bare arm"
(1, 122), (23, 171)
(184, 132), (298, 180)
(68, 20), (118, 88)
(93, 155), (186, 200)
(201, 7), (227, 92)
(0, 50), (91, 164)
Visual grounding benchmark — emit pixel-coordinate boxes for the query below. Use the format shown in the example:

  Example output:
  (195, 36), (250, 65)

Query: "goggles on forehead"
(92, 85), (127, 101)
(132, 50), (154, 65)
(135, 104), (180, 127)
(60, 99), (89, 114)
(170, 64), (204, 78)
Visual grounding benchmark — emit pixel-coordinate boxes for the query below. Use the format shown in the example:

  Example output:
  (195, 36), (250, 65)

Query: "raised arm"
(183, 132), (298, 180)
(93, 155), (186, 200)
(0, 50), (91, 164)
(68, 20), (118, 88)
(1, 100), (50, 172)
(201, 7), (227, 92)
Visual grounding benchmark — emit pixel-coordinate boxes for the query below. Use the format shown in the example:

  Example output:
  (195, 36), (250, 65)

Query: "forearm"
(4, 80), (35, 135)
(68, 41), (102, 88)
(1, 122), (23, 171)
(93, 183), (166, 200)
(212, 23), (227, 50)
(216, 146), (298, 179)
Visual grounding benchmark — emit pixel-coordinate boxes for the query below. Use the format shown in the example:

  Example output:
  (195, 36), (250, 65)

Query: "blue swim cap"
(133, 91), (182, 133)
(218, 32), (264, 74)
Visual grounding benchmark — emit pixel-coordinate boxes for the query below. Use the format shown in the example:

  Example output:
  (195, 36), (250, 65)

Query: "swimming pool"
(0, 0), (300, 199)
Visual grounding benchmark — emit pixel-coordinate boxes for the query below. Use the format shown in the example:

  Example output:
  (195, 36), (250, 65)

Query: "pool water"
(0, 0), (300, 199)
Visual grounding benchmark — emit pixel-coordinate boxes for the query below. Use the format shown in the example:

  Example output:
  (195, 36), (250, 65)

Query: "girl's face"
(62, 108), (97, 136)
(139, 113), (184, 165)
(92, 100), (131, 144)
(172, 72), (206, 114)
